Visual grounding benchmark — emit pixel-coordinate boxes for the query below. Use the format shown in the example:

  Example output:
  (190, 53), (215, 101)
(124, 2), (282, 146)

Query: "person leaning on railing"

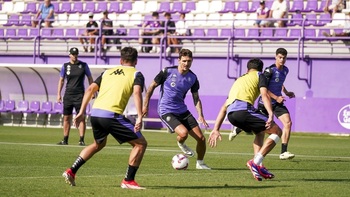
(32, 0), (54, 28)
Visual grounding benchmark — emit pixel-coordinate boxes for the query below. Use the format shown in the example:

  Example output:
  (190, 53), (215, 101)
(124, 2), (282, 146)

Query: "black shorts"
(63, 94), (84, 115)
(160, 111), (198, 133)
(91, 114), (143, 144)
(258, 102), (289, 118)
(227, 109), (269, 134)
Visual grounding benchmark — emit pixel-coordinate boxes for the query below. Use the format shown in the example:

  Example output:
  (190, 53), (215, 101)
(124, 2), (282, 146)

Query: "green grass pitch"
(0, 126), (350, 197)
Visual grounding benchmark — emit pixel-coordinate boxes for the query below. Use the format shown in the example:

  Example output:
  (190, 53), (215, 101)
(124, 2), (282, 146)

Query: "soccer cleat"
(279, 151), (295, 160)
(196, 163), (211, 170)
(246, 160), (263, 181)
(57, 141), (68, 145)
(258, 166), (275, 179)
(177, 142), (195, 157)
(228, 127), (238, 141)
(120, 179), (146, 189)
(78, 141), (85, 146)
(62, 168), (76, 186)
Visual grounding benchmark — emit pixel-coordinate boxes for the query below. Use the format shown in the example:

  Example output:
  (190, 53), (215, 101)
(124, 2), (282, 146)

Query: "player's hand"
(57, 95), (62, 103)
(73, 113), (84, 128)
(134, 117), (142, 132)
(285, 91), (295, 98)
(276, 96), (285, 104)
(142, 107), (148, 117)
(265, 116), (273, 130)
(198, 116), (209, 129)
(208, 130), (222, 148)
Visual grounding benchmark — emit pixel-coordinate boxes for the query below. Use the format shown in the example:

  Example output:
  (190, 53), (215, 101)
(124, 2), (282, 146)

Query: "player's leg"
(278, 113), (294, 160)
(74, 96), (86, 145)
(58, 99), (74, 145)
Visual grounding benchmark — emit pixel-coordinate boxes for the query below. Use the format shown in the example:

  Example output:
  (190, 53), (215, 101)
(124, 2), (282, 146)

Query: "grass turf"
(0, 126), (349, 197)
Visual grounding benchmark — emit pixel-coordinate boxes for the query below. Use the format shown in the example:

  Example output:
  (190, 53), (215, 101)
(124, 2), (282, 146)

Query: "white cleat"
(177, 142), (195, 157)
(228, 127), (238, 141)
(196, 163), (211, 170)
(280, 151), (295, 160)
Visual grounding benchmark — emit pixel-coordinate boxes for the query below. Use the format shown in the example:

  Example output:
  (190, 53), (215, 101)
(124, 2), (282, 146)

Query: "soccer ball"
(171, 154), (189, 170)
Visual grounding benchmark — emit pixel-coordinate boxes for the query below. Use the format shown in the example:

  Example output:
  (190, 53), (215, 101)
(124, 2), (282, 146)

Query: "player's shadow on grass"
(150, 185), (278, 190)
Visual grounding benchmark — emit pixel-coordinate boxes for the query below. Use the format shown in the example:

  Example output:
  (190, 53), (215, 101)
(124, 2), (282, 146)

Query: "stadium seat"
(115, 13), (129, 26)
(3, 14), (19, 26)
(13, 100), (29, 113)
(170, 2), (183, 13)
(249, 1), (261, 13)
(288, 28), (302, 40)
(50, 102), (63, 114)
(233, 13), (248, 27)
(41, 28), (53, 39)
(109, 2), (120, 13)
(247, 28), (260, 39)
(206, 29), (219, 38)
(65, 13), (80, 27)
(206, 13), (221, 27)
(192, 1), (209, 14)
(304, 28), (316, 41)
(27, 101), (41, 113)
(71, 2), (83, 13)
(5, 28), (16, 39)
(220, 28), (232, 38)
(289, 0), (304, 12)
(182, 1), (196, 14)
(304, 0), (318, 12)
(143, 1), (158, 14)
(38, 101), (52, 114)
(234, 1), (249, 13)
(29, 28), (39, 38)
(96, 2), (108, 13)
(273, 28), (288, 40)
(315, 13), (331, 26)
(192, 13), (207, 26)
(305, 13), (317, 26)
(208, 1), (223, 13)
(0, 2), (14, 14)
(21, 2), (37, 14)
(287, 13), (303, 26)
(234, 28), (246, 39)
(260, 28), (274, 39)
(17, 29), (28, 39)
(220, 13), (234, 27)
(158, 2), (171, 13)
(191, 28), (205, 39)
(129, 1), (145, 14)
(0, 13), (7, 25)
(247, 13), (257, 26)
(265, 0), (274, 9)
(19, 14), (32, 26)
(317, 0), (328, 13)
(65, 28), (77, 39)
(118, 1), (132, 13)
(57, 2), (72, 14)
(1, 100), (15, 112)
(52, 28), (65, 40)
(318, 28), (330, 39)
(51, 2), (60, 13)
(219, 1), (236, 13)
(129, 13), (142, 27)
(83, 2), (96, 14)
(328, 13), (346, 27)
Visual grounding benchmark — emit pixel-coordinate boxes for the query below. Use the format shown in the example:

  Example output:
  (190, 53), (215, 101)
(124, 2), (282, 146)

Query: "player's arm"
(134, 72), (145, 131)
(208, 102), (226, 147)
(268, 90), (285, 104)
(46, 6), (54, 21)
(192, 92), (209, 128)
(142, 81), (159, 117)
(259, 74), (273, 129)
(57, 77), (64, 103)
(282, 85), (295, 98)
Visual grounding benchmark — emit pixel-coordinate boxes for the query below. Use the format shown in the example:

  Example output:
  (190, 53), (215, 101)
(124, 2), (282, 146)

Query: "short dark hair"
(164, 12), (171, 17)
(121, 47), (138, 63)
(276, 48), (288, 56)
(152, 12), (159, 17)
(247, 58), (264, 72)
(178, 49), (193, 59)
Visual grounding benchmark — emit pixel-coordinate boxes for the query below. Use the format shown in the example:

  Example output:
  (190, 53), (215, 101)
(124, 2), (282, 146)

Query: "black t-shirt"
(86, 21), (98, 33)
(101, 19), (113, 35)
(161, 20), (176, 34)
(60, 61), (92, 95)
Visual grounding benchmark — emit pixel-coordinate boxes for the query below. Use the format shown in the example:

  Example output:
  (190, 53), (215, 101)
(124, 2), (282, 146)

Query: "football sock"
(281, 143), (288, 153)
(79, 136), (84, 142)
(253, 152), (264, 166)
(197, 160), (204, 165)
(71, 156), (85, 174)
(125, 165), (139, 181)
(63, 136), (68, 143)
(236, 127), (243, 134)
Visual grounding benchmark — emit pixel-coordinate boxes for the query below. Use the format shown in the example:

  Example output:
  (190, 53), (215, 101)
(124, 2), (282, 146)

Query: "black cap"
(69, 47), (79, 55)
(260, 0), (265, 4)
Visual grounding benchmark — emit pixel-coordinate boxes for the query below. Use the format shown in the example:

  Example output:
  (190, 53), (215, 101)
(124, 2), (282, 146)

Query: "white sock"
(197, 160), (204, 165)
(253, 152), (264, 166)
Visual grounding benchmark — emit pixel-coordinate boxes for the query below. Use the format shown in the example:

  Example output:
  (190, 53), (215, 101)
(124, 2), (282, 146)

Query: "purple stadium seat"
(83, 2), (96, 14)
(287, 13), (303, 26)
(57, 2), (71, 14)
(249, 1), (261, 13)
(21, 2), (37, 14)
(182, 1), (196, 14)
(247, 28), (259, 39)
(27, 101), (40, 113)
(171, 2), (183, 13)
(118, 2), (132, 13)
(305, 13), (317, 26)
(13, 100), (29, 113)
(29, 28), (39, 38)
(0, 29), (4, 38)
(19, 14), (32, 26)
(234, 1), (249, 13)
(65, 28), (77, 38)
(109, 2), (120, 13)
(1, 100), (15, 112)
(158, 2), (171, 13)
(304, 0), (318, 12)
(3, 14), (20, 26)
(318, 28), (330, 39)
(220, 28), (232, 38)
(71, 2), (83, 13)
(38, 101), (52, 114)
(206, 29), (218, 39)
(317, 0), (328, 13)
(0, 100), (5, 112)
(50, 102), (63, 114)
(265, 0), (274, 9)
(234, 28), (246, 39)
(289, 0), (304, 12)
(51, 2), (60, 13)
(18, 29), (28, 39)
(122, 28), (139, 41)
(219, 1), (235, 13)
(273, 28), (288, 40)
(260, 28), (274, 39)
(52, 28), (64, 39)
(192, 28), (205, 38)
(96, 2), (108, 13)
(288, 28), (301, 40)
(304, 28), (316, 40)
(315, 13), (331, 26)
(5, 28), (16, 39)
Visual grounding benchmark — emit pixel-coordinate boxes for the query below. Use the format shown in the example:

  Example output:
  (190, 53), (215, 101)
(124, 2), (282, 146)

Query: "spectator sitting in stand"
(100, 10), (114, 52)
(255, 1), (270, 28)
(269, 0), (288, 27)
(138, 12), (161, 53)
(174, 13), (190, 53)
(161, 13), (178, 54)
(324, 0), (344, 19)
(323, 12), (350, 37)
(79, 12), (99, 53)
(32, 0), (54, 28)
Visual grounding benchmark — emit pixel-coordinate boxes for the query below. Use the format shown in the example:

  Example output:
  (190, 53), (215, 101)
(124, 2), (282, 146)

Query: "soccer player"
(228, 48), (295, 160)
(258, 48), (295, 160)
(208, 58), (282, 181)
(142, 49), (211, 170)
(57, 47), (93, 146)
(62, 47), (148, 189)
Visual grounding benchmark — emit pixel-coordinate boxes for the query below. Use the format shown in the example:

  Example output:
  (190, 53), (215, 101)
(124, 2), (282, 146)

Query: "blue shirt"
(154, 66), (199, 115)
(259, 64), (289, 105)
(40, 3), (54, 20)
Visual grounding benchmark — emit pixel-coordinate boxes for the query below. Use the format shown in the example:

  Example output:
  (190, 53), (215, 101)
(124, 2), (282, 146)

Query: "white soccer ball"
(171, 154), (189, 170)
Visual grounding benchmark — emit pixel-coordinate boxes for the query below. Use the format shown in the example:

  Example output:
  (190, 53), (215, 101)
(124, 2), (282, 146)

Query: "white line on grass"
(1, 141), (350, 160)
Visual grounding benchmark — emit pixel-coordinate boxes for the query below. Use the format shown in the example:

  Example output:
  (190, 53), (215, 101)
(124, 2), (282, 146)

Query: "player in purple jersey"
(143, 49), (211, 170)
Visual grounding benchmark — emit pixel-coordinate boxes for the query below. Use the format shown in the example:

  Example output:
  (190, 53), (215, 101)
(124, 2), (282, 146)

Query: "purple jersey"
(154, 66), (199, 115)
(259, 64), (289, 104)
